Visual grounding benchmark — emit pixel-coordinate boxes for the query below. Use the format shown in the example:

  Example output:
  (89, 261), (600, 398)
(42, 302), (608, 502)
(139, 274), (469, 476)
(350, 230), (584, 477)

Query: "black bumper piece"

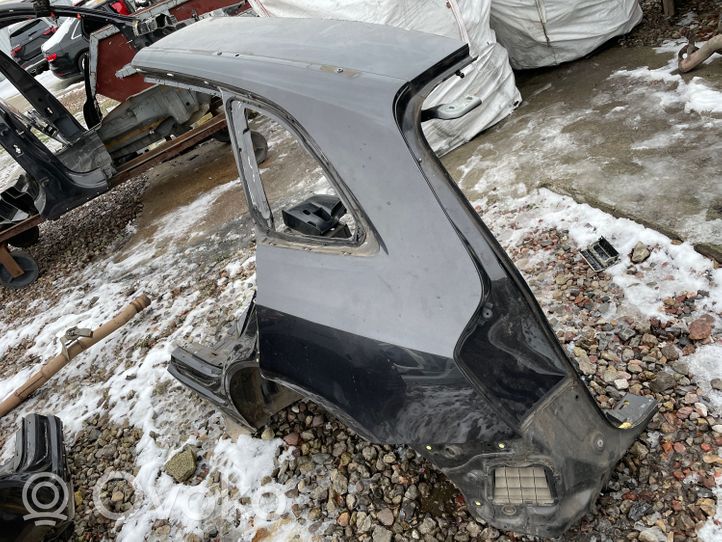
(0, 414), (74, 542)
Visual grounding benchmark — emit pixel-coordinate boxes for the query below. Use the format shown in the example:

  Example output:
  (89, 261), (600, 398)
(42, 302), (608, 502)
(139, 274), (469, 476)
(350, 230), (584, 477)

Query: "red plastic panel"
(95, 0), (246, 101)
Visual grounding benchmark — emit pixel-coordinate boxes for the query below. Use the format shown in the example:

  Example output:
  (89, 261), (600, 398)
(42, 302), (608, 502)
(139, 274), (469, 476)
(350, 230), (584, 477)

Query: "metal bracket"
(580, 237), (619, 272)
(606, 393), (657, 429)
(59, 326), (93, 360)
(421, 95), (482, 121)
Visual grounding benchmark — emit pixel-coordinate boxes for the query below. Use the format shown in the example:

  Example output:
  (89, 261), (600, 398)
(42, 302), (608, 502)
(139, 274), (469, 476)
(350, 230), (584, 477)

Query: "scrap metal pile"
(0, 0), (249, 289)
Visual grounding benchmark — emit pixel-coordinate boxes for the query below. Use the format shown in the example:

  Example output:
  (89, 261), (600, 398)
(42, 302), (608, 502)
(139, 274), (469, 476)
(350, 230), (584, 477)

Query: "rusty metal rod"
(0, 293), (151, 418)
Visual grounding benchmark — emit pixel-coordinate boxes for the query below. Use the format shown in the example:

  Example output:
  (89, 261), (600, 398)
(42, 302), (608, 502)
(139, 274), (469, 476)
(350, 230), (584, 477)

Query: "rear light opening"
(46, 52), (57, 62)
(42, 26), (57, 36)
(10, 46), (22, 58)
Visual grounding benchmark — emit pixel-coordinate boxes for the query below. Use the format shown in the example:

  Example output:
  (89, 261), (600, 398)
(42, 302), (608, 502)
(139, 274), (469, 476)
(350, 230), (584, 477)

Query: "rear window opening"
(10, 20), (45, 41)
(240, 107), (358, 242)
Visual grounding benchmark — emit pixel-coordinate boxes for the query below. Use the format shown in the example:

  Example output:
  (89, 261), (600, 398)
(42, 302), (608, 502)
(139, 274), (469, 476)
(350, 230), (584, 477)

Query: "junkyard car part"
(170, 294), (301, 428)
(580, 236), (620, 272)
(0, 294), (151, 417)
(0, 1), (250, 289)
(0, 3), (140, 230)
(282, 195), (351, 238)
(134, 17), (656, 537)
(97, 85), (212, 161)
(0, 414), (74, 542)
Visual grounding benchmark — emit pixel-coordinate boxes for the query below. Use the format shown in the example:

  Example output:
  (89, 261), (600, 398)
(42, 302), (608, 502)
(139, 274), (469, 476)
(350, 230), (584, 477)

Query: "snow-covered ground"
(0, 176), (309, 540)
(445, 39), (722, 259)
(613, 41), (722, 115)
(1, 170), (720, 540)
(0, 69), (78, 100)
(504, 190), (722, 540)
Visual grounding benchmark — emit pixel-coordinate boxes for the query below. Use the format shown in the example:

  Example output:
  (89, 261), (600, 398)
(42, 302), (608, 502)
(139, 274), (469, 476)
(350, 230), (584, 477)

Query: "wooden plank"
(0, 215), (43, 245)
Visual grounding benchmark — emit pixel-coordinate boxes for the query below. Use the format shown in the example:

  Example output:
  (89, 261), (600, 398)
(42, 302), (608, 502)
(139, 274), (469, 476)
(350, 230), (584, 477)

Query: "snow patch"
(685, 344), (722, 411)
(0, 177), (287, 539)
(498, 188), (722, 320)
(613, 45), (722, 115)
(699, 486), (722, 542)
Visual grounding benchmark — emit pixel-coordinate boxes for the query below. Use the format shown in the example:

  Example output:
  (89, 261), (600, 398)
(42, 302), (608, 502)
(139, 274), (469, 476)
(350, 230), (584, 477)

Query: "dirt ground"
(443, 43), (722, 262)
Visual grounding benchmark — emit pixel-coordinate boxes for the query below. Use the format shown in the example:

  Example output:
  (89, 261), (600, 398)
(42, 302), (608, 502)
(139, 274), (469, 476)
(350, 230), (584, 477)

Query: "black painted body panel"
(0, 414), (74, 542)
(258, 305), (514, 445)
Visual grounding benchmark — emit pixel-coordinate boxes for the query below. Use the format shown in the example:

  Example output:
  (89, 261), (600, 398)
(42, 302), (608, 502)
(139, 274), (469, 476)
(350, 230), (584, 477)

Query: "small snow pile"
(699, 485), (722, 541)
(612, 40), (722, 115)
(683, 344), (722, 411)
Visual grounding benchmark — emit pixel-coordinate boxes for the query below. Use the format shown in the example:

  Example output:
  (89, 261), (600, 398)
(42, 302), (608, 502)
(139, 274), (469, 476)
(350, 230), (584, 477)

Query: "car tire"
(0, 250), (39, 289)
(77, 51), (89, 74)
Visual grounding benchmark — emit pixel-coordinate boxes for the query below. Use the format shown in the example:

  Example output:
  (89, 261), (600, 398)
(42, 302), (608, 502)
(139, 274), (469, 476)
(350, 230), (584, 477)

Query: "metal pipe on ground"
(0, 294), (152, 418)
(678, 33), (722, 73)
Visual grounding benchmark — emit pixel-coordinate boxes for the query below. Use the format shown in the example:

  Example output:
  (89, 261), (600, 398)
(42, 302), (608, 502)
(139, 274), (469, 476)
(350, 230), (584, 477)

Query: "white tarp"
(490, 0), (643, 69)
(248, 0), (521, 155)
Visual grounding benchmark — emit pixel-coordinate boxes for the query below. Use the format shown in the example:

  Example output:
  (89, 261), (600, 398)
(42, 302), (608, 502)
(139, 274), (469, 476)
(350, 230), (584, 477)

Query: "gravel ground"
(0, 175), (148, 324)
(1, 167), (719, 541)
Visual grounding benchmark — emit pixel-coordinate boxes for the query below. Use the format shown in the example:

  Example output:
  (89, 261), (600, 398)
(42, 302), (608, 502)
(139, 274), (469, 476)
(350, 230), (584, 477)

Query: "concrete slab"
(443, 45), (722, 260)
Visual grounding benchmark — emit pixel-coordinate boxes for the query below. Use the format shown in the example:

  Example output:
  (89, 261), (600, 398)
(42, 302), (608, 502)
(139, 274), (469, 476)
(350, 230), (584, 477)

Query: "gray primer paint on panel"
(133, 17), (483, 358)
